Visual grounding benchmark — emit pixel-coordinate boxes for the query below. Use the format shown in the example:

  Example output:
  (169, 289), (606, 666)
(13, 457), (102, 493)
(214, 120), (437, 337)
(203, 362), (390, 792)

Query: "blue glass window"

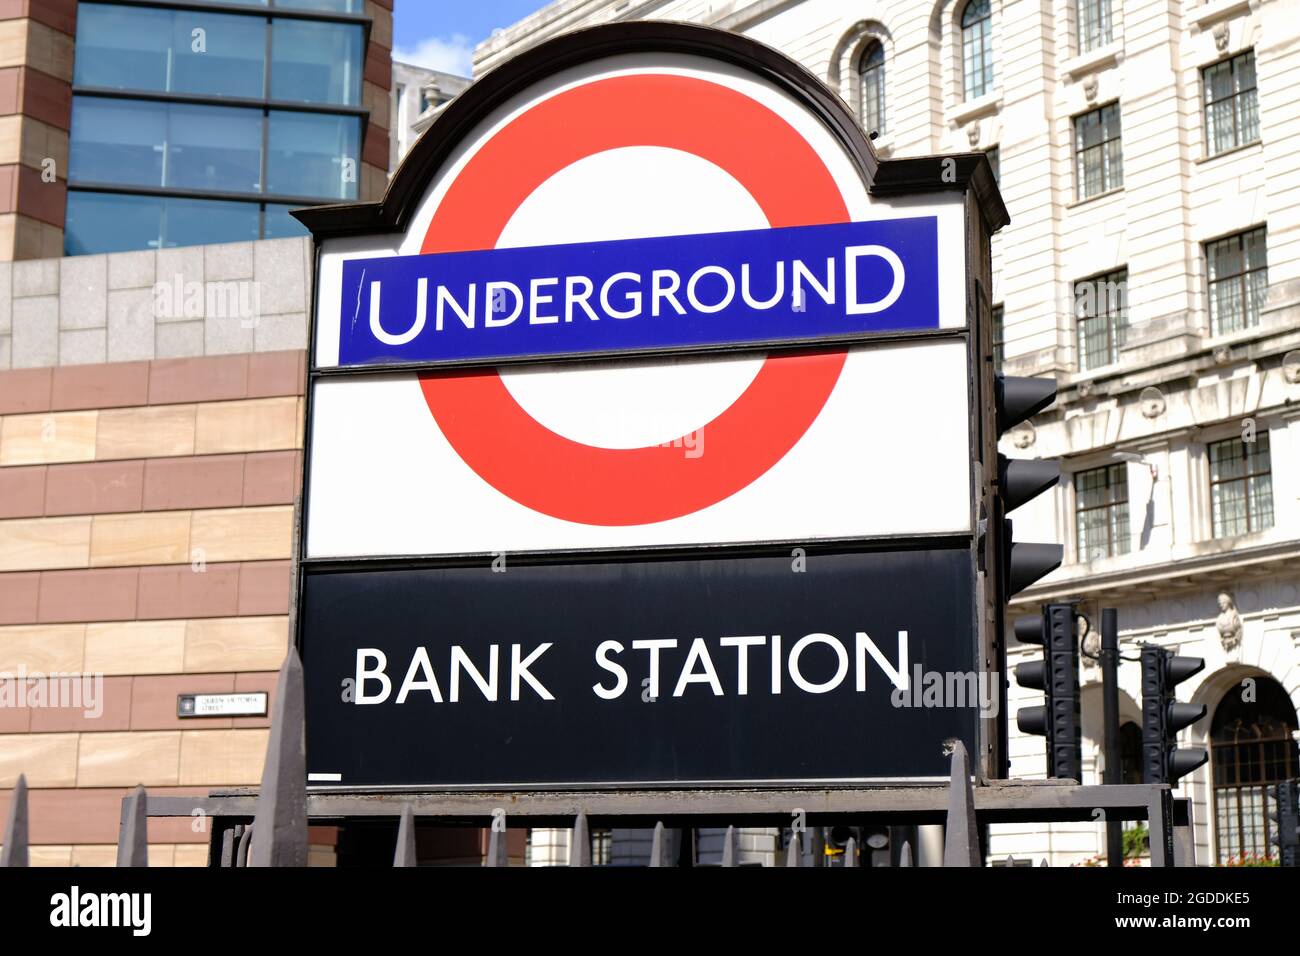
(65, 193), (261, 254)
(164, 197), (262, 247)
(70, 97), (263, 194)
(68, 98), (165, 187)
(270, 18), (364, 106)
(266, 110), (361, 200)
(276, 0), (362, 11)
(74, 3), (266, 99)
(165, 103), (264, 193)
(65, 192), (166, 255)
(263, 204), (312, 239)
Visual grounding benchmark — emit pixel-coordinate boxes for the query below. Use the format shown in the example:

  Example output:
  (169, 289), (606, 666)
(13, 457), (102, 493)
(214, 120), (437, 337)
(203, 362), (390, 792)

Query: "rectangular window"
(1209, 432), (1273, 537)
(270, 18), (364, 107)
(1074, 103), (1123, 199)
(1206, 227), (1268, 335)
(65, 192), (262, 254)
(266, 110), (362, 200)
(275, 0), (363, 11)
(263, 203), (312, 239)
(69, 97), (263, 194)
(74, 3), (267, 100)
(1203, 51), (1259, 156)
(1075, 464), (1130, 561)
(1077, 0), (1113, 53)
(1074, 268), (1128, 370)
(991, 304), (1004, 368)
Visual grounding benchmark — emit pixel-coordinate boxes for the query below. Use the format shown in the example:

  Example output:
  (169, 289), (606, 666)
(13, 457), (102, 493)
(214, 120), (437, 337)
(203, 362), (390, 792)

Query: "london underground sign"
(295, 23), (1008, 788)
(342, 218), (939, 366)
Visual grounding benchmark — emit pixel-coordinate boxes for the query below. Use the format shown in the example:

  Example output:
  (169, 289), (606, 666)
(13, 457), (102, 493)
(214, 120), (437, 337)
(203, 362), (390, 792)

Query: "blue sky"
(393, 1), (554, 77)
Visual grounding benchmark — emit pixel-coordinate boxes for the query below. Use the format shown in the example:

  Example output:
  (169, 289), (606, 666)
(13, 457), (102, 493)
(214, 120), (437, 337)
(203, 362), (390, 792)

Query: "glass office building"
(65, 0), (378, 255)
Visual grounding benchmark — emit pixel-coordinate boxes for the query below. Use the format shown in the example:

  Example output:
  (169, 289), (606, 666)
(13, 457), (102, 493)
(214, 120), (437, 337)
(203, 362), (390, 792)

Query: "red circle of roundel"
(418, 73), (849, 526)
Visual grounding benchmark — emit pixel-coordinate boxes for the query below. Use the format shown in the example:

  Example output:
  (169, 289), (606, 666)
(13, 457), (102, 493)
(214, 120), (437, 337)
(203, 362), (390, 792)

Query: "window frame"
(991, 303), (1005, 369)
(1076, 0), (1113, 54)
(1073, 267), (1128, 371)
(1073, 462), (1131, 562)
(960, 0), (995, 101)
(856, 40), (887, 137)
(1207, 430), (1274, 539)
(1204, 226), (1268, 336)
(1201, 49), (1260, 158)
(1072, 101), (1124, 201)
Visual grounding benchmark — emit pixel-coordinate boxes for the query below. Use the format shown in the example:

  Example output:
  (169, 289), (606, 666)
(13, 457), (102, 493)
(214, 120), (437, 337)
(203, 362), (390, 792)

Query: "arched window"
(1211, 677), (1299, 864)
(961, 0), (994, 100)
(857, 41), (886, 137)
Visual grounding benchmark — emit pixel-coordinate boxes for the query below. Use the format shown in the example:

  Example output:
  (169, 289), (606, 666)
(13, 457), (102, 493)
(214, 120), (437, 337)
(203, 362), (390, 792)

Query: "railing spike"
(250, 647), (308, 867)
(116, 785), (148, 868)
(843, 835), (858, 867)
(569, 812), (590, 866)
(899, 840), (913, 867)
(236, 824), (253, 867)
(649, 821), (673, 867)
(721, 824), (738, 867)
(786, 829), (803, 867)
(942, 739), (980, 867)
(484, 812), (507, 867)
(1, 773), (28, 867)
(394, 805), (417, 867)
(219, 825), (236, 867)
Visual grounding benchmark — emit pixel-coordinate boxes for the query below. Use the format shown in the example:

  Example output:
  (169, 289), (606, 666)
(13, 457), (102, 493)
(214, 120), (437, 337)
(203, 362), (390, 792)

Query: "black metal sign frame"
(291, 21), (1010, 790)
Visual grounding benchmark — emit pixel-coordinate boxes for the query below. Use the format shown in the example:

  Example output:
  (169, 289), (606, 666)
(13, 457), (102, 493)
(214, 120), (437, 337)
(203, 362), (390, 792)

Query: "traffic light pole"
(1101, 608), (1123, 868)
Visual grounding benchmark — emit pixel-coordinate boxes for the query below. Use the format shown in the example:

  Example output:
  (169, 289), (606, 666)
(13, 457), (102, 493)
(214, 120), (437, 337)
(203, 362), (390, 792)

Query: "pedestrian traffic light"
(1140, 646), (1207, 785)
(994, 375), (1062, 597)
(1014, 602), (1082, 780)
(1269, 779), (1299, 867)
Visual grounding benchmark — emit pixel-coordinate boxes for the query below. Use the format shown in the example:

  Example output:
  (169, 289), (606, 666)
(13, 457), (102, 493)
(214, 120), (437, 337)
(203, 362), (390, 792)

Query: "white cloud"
(393, 34), (475, 77)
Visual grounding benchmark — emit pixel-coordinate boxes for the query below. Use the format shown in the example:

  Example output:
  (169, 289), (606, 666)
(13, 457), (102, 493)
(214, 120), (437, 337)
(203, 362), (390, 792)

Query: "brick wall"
(0, 238), (310, 865)
(362, 0), (393, 201)
(0, 0), (75, 260)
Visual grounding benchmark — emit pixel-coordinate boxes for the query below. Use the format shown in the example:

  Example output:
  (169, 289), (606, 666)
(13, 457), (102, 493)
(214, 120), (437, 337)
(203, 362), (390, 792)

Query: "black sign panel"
(301, 548), (978, 788)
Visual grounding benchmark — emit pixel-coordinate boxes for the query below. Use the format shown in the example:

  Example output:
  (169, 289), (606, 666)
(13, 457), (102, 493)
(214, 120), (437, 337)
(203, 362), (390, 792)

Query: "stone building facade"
(478, 0), (1300, 865)
(0, 238), (309, 864)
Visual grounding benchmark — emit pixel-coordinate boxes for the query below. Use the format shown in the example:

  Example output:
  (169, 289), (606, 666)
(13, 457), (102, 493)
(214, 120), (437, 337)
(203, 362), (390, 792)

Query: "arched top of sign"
(294, 21), (1005, 241)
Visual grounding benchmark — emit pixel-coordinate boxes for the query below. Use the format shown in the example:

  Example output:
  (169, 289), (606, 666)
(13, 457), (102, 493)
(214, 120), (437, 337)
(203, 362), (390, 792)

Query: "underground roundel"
(304, 40), (972, 558)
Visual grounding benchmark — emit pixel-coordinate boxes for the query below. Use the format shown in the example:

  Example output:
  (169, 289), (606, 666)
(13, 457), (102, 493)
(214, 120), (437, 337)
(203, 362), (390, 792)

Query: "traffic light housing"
(994, 375), (1062, 598)
(824, 826), (861, 866)
(1014, 602), (1081, 780)
(1269, 779), (1299, 867)
(1140, 646), (1207, 785)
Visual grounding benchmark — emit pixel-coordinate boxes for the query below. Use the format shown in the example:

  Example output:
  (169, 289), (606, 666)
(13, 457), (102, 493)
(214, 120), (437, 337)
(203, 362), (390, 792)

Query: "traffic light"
(1140, 646), (1207, 785)
(1014, 602), (1082, 780)
(994, 375), (1062, 597)
(824, 826), (861, 866)
(1269, 779), (1299, 867)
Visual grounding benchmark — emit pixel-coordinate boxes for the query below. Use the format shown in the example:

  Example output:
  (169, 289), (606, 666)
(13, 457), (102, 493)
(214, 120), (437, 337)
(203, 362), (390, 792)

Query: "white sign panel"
(305, 339), (970, 557)
(304, 49), (974, 559)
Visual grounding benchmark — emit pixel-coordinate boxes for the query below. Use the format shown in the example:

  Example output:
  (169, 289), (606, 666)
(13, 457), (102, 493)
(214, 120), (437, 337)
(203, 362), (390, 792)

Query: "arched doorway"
(1210, 676), (1299, 864)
